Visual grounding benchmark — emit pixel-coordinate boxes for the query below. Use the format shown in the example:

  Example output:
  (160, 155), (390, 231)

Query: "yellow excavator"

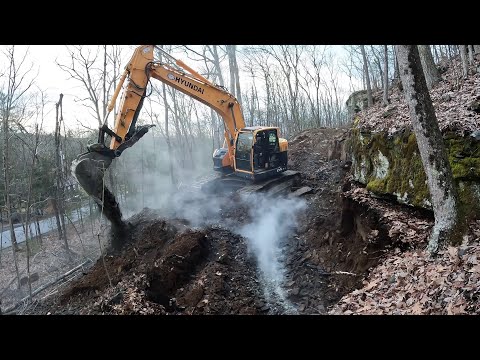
(74, 45), (299, 234)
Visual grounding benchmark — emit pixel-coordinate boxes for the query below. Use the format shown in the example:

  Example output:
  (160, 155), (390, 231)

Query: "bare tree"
(417, 45), (441, 90)
(1, 46), (35, 289)
(54, 93), (71, 261)
(260, 45), (305, 136)
(226, 45), (242, 106)
(23, 116), (42, 298)
(57, 46), (103, 127)
(151, 55), (176, 185)
(459, 45), (468, 79)
(383, 45), (389, 105)
(468, 45), (475, 65)
(459, 45), (469, 79)
(360, 45), (373, 107)
(396, 45), (463, 255)
(301, 46), (329, 126)
(182, 45), (227, 149)
(57, 45), (123, 128)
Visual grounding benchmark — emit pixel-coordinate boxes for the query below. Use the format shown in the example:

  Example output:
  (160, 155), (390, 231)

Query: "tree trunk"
(392, 46), (402, 91)
(432, 45), (439, 63)
(447, 45), (453, 60)
(439, 45), (445, 60)
(211, 45), (225, 87)
(417, 45), (441, 90)
(227, 45), (236, 96)
(459, 45), (468, 78)
(2, 72), (20, 288)
(158, 45), (176, 186)
(231, 45), (243, 106)
(383, 45), (389, 106)
(474, 45), (480, 54)
(0, 210), (4, 265)
(103, 45), (107, 120)
(35, 216), (42, 245)
(54, 94), (70, 260)
(468, 45), (475, 65)
(23, 124), (40, 299)
(52, 197), (63, 239)
(396, 45), (463, 255)
(360, 45), (373, 107)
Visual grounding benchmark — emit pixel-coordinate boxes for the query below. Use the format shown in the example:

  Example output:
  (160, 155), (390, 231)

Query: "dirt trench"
(23, 127), (430, 315)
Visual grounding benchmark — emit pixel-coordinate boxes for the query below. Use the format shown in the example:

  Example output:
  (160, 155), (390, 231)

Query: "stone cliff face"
(345, 90), (369, 120)
(345, 54), (480, 222)
(349, 123), (480, 220)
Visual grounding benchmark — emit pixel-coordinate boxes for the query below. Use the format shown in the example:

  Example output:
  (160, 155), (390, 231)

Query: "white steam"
(238, 194), (306, 309)
(100, 131), (307, 312)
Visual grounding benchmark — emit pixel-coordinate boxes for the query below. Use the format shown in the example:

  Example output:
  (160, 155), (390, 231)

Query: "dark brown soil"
(25, 209), (264, 314)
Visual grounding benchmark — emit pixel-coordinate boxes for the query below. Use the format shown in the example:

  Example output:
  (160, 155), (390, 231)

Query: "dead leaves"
(355, 57), (480, 135)
(329, 226), (480, 315)
(364, 279), (380, 291)
(330, 183), (480, 314)
(91, 273), (165, 315)
(344, 182), (433, 245)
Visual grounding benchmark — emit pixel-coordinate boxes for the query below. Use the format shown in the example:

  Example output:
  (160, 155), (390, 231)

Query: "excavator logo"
(168, 73), (205, 95)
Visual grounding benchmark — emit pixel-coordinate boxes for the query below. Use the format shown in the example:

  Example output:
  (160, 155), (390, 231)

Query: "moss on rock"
(350, 129), (480, 218)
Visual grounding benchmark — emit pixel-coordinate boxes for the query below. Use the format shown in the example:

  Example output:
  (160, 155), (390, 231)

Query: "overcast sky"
(1, 45), (358, 134)
(0, 45), (129, 133)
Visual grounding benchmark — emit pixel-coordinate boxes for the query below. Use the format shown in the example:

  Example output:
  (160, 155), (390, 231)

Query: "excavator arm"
(98, 45), (244, 166)
(74, 45), (245, 209)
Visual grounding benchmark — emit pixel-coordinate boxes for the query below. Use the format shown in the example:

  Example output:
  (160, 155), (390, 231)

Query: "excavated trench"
(23, 128), (405, 315)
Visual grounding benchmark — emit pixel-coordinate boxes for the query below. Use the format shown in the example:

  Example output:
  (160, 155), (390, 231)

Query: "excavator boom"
(74, 45), (296, 248)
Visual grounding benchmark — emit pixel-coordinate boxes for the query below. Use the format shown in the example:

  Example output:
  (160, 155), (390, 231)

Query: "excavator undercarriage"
(199, 170), (301, 196)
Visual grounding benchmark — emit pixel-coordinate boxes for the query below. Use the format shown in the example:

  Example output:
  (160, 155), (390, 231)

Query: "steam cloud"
(100, 132), (307, 312)
(237, 194), (306, 309)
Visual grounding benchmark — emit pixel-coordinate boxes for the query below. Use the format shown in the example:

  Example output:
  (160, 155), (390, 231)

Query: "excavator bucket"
(74, 125), (155, 210)
(73, 150), (124, 228)
(74, 151), (112, 204)
(74, 150), (128, 249)
(73, 124), (155, 249)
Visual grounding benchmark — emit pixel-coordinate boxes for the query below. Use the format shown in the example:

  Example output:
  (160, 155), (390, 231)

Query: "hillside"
(329, 53), (480, 314)
(355, 55), (480, 135)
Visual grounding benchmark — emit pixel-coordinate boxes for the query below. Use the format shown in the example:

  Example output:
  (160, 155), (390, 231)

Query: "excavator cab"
(232, 127), (287, 182)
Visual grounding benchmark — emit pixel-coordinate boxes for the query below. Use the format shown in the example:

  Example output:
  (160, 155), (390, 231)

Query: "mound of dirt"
(25, 208), (264, 315)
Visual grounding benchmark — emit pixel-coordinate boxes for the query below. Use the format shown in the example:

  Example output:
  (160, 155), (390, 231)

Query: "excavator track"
(187, 170), (302, 197)
(237, 170), (301, 196)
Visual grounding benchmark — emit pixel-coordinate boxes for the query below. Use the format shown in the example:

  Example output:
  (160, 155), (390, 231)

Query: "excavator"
(73, 45), (300, 234)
